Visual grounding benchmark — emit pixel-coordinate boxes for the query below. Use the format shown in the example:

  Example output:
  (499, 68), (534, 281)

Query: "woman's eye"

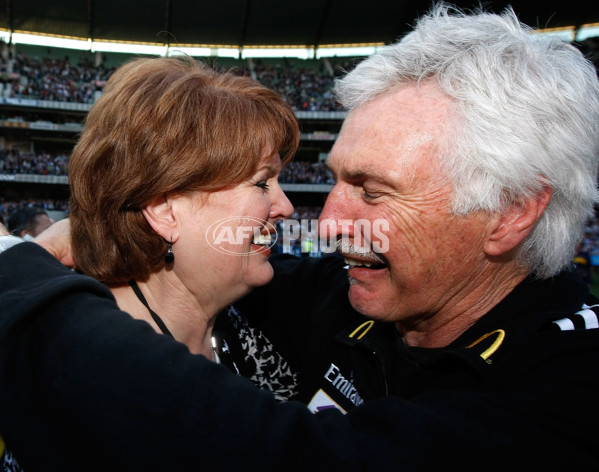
(256, 181), (270, 190)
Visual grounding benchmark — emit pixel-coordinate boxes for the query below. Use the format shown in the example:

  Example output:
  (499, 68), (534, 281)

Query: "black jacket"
(230, 253), (399, 413)
(238, 254), (599, 425)
(1, 244), (599, 471)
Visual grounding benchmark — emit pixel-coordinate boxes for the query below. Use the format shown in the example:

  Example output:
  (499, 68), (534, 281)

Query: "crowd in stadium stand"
(0, 148), (336, 184)
(1, 38), (597, 112)
(0, 149), (70, 176)
(0, 53), (111, 104)
(278, 161), (334, 184)
(0, 47), (361, 111)
(253, 59), (340, 111)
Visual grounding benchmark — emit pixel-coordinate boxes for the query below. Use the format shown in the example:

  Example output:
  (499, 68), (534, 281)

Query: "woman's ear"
(141, 194), (179, 242)
(484, 186), (552, 257)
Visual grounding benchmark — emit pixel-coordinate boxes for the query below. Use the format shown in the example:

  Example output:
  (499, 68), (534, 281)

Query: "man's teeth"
(253, 233), (272, 245)
(344, 257), (383, 268)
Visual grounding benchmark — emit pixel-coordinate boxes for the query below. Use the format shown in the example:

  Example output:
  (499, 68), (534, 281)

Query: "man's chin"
(348, 286), (388, 321)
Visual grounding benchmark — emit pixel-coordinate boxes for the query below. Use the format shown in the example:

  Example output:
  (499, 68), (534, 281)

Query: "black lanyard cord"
(129, 279), (174, 338)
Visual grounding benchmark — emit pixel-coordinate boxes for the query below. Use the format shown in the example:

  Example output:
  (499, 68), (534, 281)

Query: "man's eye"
(363, 187), (380, 200)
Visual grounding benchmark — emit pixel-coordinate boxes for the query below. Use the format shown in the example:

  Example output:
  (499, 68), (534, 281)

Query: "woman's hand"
(34, 218), (75, 267)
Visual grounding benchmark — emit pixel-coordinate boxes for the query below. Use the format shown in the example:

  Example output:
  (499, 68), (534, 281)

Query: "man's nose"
(318, 185), (353, 240)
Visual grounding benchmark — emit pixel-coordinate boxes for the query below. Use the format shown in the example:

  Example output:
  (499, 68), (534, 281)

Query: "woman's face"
(170, 151), (293, 309)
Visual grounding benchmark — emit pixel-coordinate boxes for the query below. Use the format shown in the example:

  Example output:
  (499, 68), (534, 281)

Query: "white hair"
(335, 2), (599, 278)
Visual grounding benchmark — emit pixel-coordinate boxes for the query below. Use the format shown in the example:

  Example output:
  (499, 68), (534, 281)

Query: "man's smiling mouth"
(343, 255), (388, 270)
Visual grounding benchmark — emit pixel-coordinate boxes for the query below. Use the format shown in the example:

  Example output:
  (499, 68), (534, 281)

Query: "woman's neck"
(110, 273), (217, 358)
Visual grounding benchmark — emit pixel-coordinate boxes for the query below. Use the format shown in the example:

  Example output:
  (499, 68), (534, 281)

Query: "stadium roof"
(2, 0), (598, 48)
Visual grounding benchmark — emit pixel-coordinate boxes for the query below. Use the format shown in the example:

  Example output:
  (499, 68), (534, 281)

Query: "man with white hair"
(241, 2), (599, 422)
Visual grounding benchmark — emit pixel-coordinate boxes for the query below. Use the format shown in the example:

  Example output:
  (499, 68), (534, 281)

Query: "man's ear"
(484, 186), (552, 257)
(141, 194), (179, 242)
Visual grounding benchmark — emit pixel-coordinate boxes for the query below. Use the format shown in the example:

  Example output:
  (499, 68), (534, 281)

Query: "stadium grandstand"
(1, 0), (598, 246)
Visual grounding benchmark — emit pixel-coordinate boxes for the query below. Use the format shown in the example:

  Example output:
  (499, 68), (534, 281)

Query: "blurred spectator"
(7, 206), (55, 240)
(575, 216), (599, 287)
(292, 206), (322, 220)
(574, 241), (592, 285)
(0, 199), (69, 225)
(0, 214), (23, 251)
